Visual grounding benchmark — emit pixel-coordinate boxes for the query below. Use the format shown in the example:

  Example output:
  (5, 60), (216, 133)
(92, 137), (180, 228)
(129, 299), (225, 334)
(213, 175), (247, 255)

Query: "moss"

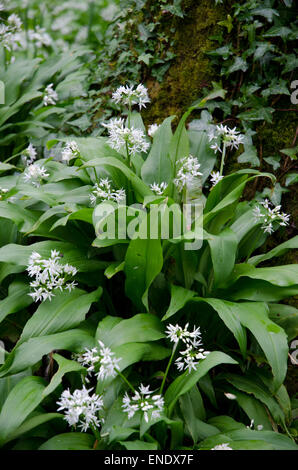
(143, 0), (225, 124)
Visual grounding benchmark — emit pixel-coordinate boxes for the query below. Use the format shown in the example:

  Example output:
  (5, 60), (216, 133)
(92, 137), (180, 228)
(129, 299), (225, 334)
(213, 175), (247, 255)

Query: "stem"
(93, 167), (99, 184)
(117, 370), (135, 393)
(219, 143), (227, 177)
(159, 343), (178, 395)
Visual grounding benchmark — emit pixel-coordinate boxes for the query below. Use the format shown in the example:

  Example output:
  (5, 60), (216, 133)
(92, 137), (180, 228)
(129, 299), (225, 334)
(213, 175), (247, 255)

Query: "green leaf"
(141, 116), (174, 185)
(0, 282), (33, 325)
(224, 373), (286, 426)
(81, 156), (152, 199)
(39, 433), (95, 450)
(205, 228), (238, 288)
(0, 241), (107, 272)
(248, 236), (298, 266)
(165, 351), (237, 414)
(0, 329), (94, 377)
(124, 237), (163, 311)
(162, 284), (196, 321)
(43, 354), (86, 397)
(0, 376), (46, 446)
(96, 313), (165, 348)
(268, 303), (298, 341)
(19, 287), (102, 343)
(120, 440), (158, 450)
(231, 263), (298, 287)
(226, 302), (288, 390)
(5, 413), (62, 444)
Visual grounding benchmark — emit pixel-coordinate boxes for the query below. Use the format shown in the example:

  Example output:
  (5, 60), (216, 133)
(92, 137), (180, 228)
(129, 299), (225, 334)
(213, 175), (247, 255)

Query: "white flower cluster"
(0, 187), (9, 200)
(150, 182), (168, 195)
(57, 386), (103, 432)
(76, 340), (122, 381)
(166, 323), (210, 373)
(112, 84), (150, 110)
(103, 118), (149, 156)
(23, 163), (49, 187)
(61, 141), (80, 163)
(0, 14), (22, 51)
(253, 199), (290, 234)
(208, 124), (245, 153)
(90, 178), (126, 205)
(27, 250), (77, 302)
(148, 123), (160, 138)
(28, 26), (52, 48)
(21, 143), (37, 166)
(210, 170), (224, 187)
(174, 155), (202, 192)
(43, 83), (58, 106)
(122, 384), (164, 423)
(211, 443), (233, 450)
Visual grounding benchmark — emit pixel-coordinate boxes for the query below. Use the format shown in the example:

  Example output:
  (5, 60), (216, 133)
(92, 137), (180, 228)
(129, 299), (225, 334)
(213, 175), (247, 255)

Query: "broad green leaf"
(224, 373), (285, 426)
(81, 156), (152, 199)
(0, 329), (94, 377)
(120, 440), (158, 450)
(141, 116), (174, 185)
(0, 282), (32, 324)
(96, 313), (165, 348)
(39, 433), (95, 450)
(162, 284), (196, 321)
(229, 279), (298, 302)
(20, 287), (102, 343)
(5, 413), (62, 444)
(124, 237), (163, 311)
(231, 263), (298, 287)
(0, 241), (107, 272)
(268, 303), (298, 341)
(227, 302), (288, 390)
(248, 236), (298, 266)
(165, 351), (237, 414)
(0, 376), (45, 446)
(43, 354), (86, 397)
(205, 228), (238, 288)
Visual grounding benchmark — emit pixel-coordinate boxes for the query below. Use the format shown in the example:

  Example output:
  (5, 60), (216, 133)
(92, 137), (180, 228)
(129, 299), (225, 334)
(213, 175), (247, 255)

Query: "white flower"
(148, 123), (160, 138)
(27, 26), (52, 48)
(112, 84), (150, 110)
(0, 187), (9, 200)
(61, 141), (80, 163)
(150, 182), (168, 195)
(22, 143), (37, 166)
(208, 124), (245, 153)
(175, 346), (210, 373)
(224, 393), (237, 400)
(76, 340), (122, 380)
(253, 199), (290, 235)
(43, 83), (58, 106)
(57, 386), (103, 432)
(166, 323), (210, 373)
(211, 443), (233, 450)
(90, 178), (126, 205)
(122, 384), (164, 423)
(27, 250), (77, 302)
(166, 323), (203, 348)
(174, 155), (202, 192)
(7, 14), (22, 32)
(102, 118), (149, 156)
(210, 171), (223, 187)
(23, 163), (49, 187)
